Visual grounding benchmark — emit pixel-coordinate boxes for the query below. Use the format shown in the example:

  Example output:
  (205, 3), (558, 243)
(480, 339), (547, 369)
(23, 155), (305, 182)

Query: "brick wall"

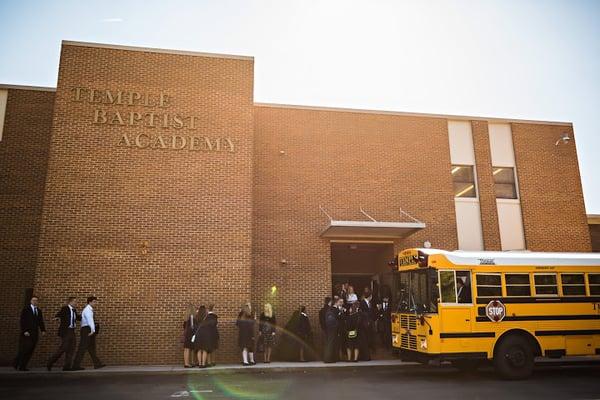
(512, 123), (591, 251)
(0, 88), (54, 364)
(252, 106), (459, 347)
(30, 43), (255, 366)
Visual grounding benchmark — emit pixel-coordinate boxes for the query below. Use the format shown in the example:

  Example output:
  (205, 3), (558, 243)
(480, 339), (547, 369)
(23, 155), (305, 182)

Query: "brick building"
(0, 41), (592, 366)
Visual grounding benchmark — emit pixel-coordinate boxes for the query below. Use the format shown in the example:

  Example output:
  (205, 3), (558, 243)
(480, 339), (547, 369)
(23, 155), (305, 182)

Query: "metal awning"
(319, 206), (426, 239)
(320, 220), (426, 239)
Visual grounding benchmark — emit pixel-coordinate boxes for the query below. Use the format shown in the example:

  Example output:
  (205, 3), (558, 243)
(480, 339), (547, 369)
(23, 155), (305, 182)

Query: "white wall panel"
(497, 200), (526, 250)
(455, 199), (484, 250)
(448, 120), (475, 165)
(488, 123), (515, 167)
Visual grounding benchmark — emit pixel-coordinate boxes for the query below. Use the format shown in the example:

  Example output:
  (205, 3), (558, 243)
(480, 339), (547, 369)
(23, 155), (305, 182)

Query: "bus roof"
(416, 248), (600, 267)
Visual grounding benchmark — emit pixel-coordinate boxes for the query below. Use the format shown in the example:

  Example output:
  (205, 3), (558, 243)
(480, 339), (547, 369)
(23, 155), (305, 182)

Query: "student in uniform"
(47, 296), (79, 371)
(14, 295), (46, 371)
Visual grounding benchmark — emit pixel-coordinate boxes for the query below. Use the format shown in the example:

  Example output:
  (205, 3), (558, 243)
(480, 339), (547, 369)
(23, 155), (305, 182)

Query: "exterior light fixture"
(555, 133), (571, 146)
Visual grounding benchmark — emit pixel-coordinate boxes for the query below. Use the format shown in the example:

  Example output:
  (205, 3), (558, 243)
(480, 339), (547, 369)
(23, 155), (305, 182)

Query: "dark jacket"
(20, 305), (46, 336)
(54, 305), (79, 337)
(206, 313), (220, 351)
(296, 313), (311, 340)
(324, 307), (338, 331)
(236, 317), (255, 349)
(318, 306), (328, 331)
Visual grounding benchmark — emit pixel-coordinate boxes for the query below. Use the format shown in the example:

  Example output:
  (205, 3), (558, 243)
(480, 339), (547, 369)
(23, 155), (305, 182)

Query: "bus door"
(437, 270), (473, 333)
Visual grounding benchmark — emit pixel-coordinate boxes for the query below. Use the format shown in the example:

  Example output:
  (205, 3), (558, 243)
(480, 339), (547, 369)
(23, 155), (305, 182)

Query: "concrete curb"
(1, 357), (598, 378)
(0, 361), (416, 378)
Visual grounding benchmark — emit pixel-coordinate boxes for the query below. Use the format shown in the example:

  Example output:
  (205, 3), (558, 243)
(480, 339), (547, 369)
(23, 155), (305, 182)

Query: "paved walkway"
(2, 356), (598, 376)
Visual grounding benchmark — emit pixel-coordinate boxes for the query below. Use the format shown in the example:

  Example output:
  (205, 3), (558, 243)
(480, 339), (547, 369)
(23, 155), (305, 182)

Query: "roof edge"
(254, 102), (573, 127)
(62, 40), (254, 61)
(0, 83), (56, 92)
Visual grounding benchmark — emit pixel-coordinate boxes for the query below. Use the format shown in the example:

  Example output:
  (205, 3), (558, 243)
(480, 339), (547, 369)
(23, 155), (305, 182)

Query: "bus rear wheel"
(493, 335), (534, 380)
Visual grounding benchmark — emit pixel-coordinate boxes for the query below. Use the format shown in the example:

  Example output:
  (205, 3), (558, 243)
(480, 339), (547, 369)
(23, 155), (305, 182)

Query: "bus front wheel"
(493, 335), (534, 380)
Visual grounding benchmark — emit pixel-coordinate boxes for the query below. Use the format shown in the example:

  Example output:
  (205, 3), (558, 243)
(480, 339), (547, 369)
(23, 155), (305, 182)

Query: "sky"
(0, 0), (598, 213)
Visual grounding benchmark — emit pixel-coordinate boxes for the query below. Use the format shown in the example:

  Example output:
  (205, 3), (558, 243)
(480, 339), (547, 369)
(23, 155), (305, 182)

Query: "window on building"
(475, 274), (502, 297)
(492, 167), (518, 199)
(561, 274), (586, 296)
(534, 274), (558, 296)
(506, 273), (531, 296)
(587, 274), (600, 295)
(451, 165), (477, 198)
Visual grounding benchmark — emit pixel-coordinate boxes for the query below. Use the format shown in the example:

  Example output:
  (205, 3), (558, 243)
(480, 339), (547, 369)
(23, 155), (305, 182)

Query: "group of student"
(14, 295), (104, 372)
(184, 302), (313, 367)
(320, 283), (392, 363)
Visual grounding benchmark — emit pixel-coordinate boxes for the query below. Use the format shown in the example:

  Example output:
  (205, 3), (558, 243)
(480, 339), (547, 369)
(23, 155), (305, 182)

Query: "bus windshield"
(395, 268), (438, 314)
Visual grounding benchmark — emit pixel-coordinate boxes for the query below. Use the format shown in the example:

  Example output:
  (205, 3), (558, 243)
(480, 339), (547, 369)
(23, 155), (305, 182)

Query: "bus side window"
(589, 274), (600, 295)
(439, 270), (456, 303)
(456, 271), (472, 303)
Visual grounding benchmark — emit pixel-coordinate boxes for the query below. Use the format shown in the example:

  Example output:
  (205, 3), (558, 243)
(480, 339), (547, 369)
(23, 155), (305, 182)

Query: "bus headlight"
(420, 338), (428, 350)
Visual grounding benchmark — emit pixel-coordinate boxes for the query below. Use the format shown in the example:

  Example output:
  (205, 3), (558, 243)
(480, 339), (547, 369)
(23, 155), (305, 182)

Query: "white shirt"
(31, 305), (38, 316)
(68, 305), (76, 328)
(81, 304), (95, 333)
(346, 293), (358, 304)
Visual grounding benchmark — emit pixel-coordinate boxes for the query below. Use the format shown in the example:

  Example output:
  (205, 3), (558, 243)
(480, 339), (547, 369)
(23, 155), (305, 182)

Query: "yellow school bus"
(390, 248), (600, 379)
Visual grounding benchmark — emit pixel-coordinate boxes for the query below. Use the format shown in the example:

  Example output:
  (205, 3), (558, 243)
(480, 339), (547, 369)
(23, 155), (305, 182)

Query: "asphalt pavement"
(1, 363), (599, 400)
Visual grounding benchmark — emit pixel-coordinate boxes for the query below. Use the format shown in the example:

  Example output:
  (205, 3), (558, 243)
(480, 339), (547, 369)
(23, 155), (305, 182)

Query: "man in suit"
(72, 296), (105, 370)
(457, 278), (472, 303)
(377, 296), (392, 349)
(14, 295), (46, 371)
(359, 287), (377, 357)
(47, 297), (79, 371)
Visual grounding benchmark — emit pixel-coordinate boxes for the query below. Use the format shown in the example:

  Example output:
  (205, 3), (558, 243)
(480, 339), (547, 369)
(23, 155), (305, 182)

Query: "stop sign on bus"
(485, 300), (506, 322)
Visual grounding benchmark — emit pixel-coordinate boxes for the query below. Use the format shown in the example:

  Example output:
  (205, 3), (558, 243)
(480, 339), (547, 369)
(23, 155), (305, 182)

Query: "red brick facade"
(0, 41), (592, 366)
(0, 87), (54, 365)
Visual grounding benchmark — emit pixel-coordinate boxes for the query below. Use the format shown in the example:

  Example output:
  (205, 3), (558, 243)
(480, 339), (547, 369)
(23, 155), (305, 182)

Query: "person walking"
(47, 296), (79, 371)
(194, 305), (210, 368)
(182, 304), (197, 368)
(259, 303), (276, 363)
(14, 295), (46, 371)
(206, 304), (219, 367)
(72, 296), (105, 370)
(236, 304), (256, 366)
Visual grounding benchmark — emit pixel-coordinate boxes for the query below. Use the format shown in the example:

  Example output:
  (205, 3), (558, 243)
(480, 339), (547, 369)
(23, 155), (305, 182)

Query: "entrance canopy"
(319, 207), (425, 240)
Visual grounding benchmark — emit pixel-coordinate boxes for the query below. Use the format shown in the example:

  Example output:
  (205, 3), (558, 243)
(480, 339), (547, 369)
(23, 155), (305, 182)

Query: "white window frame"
(451, 164), (479, 200)
(437, 269), (473, 306)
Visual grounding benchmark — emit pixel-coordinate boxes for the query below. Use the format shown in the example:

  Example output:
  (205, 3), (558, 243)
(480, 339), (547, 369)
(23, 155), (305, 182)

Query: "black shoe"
(62, 367), (72, 371)
(71, 367), (85, 371)
(18, 368), (29, 371)
(94, 364), (106, 370)
(250, 361), (256, 365)
(184, 365), (192, 368)
(242, 362), (250, 366)
(46, 365), (52, 372)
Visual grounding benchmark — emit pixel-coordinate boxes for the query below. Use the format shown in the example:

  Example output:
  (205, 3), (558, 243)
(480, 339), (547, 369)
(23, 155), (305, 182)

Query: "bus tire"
(452, 359), (481, 372)
(493, 334), (534, 380)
